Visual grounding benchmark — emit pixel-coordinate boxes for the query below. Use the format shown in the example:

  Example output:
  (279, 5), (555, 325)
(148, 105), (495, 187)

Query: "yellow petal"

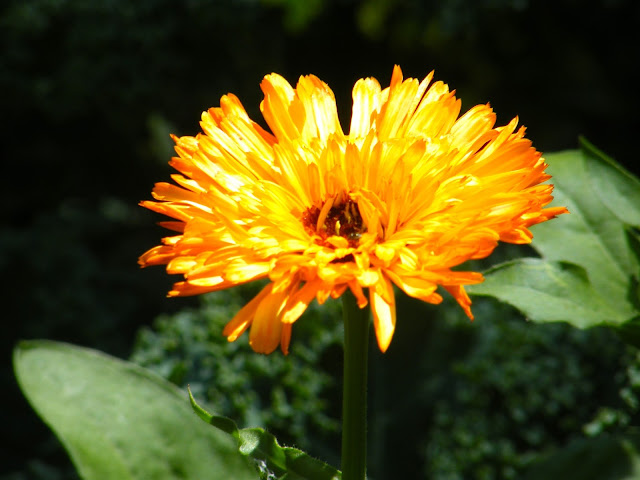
(370, 276), (396, 353)
(296, 74), (344, 143)
(350, 77), (381, 138)
(260, 73), (301, 142)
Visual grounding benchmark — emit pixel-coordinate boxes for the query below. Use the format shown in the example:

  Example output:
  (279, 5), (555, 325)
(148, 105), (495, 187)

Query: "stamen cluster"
(303, 197), (365, 248)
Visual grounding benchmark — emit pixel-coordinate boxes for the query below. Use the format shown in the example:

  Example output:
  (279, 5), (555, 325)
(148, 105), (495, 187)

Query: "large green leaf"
(469, 140), (640, 331)
(14, 340), (257, 480)
(523, 433), (640, 480)
(189, 389), (341, 480)
(469, 258), (632, 327)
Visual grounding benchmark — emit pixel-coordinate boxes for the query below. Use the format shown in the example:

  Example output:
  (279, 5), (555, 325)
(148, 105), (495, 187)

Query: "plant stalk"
(341, 292), (370, 480)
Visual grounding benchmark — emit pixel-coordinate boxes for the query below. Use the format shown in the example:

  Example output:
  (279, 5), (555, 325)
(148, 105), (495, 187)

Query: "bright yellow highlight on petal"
(140, 66), (567, 355)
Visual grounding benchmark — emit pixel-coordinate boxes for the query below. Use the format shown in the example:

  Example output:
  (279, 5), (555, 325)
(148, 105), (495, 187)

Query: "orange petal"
(280, 323), (292, 355)
(348, 280), (368, 308)
(444, 284), (474, 320)
(282, 278), (322, 324)
(249, 286), (288, 354)
(385, 270), (439, 302)
(222, 283), (273, 341)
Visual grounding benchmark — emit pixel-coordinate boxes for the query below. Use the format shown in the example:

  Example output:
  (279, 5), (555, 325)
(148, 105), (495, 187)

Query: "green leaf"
(469, 258), (632, 327)
(14, 340), (257, 480)
(188, 389), (341, 480)
(469, 140), (640, 332)
(524, 433), (640, 480)
(580, 137), (640, 226)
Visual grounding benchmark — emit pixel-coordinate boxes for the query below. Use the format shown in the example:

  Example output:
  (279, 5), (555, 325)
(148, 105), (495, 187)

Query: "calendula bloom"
(140, 66), (567, 355)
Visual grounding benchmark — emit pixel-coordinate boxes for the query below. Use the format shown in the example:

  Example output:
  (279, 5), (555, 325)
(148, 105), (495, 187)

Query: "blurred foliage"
(421, 302), (640, 480)
(3, 0), (639, 478)
(270, 0), (535, 36)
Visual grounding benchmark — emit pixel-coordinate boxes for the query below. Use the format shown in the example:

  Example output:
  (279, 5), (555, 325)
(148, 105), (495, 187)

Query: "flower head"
(140, 66), (567, 354)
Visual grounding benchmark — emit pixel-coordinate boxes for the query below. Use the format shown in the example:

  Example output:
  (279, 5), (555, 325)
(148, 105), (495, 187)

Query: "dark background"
(3, 0), (640, 479)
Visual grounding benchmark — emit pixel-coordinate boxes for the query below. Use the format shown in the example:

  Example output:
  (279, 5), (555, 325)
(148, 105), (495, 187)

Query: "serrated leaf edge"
(188, 387), (341, 480)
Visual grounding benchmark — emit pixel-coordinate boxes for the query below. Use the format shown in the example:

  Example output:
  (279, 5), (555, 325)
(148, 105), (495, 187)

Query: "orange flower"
(140, 66), (567, 354)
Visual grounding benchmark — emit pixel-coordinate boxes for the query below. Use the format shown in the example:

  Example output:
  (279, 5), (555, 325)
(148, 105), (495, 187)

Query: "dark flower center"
(302, 197), (365, 248)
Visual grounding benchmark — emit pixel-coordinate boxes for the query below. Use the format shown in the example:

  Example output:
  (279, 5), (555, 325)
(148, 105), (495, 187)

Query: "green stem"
(341, 292), (370, 480)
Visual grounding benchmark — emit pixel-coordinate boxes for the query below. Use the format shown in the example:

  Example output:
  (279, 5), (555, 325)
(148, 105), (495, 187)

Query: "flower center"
(302, 196), (365, 247)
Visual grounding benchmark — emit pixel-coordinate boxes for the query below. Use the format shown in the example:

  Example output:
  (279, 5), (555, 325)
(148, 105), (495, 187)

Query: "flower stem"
(341, 292), (370, 480)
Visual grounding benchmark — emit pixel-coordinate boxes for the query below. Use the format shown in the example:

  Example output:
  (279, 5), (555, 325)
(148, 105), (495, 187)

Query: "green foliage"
(130, 284), (343, 464)
(260, 0), (325, 32)
(189, 389), (341, 480)
(523, 433), (640, 480)
(469, 140), (640, 335)
(421, 302), (640, 480)
(13, 341), (257, 480)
